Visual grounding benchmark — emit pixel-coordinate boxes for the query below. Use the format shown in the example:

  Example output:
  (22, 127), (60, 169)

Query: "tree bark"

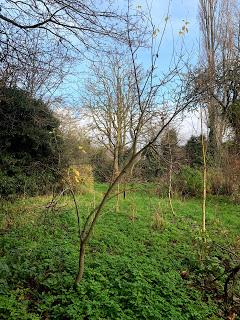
(201, 108), (207, 235)
(75, 240), (86, 285)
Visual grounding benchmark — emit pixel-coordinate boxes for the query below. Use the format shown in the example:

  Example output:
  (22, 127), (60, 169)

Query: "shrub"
(63, 164), (94, 194)
(90, 148), (113, 182)
(207, 155), (240, 200)
(208, 168), (233, 196)
(155, 175), (171, 198)
(173, 166), (204, 197)
(0, 167), (58, 198)
(0, 86), (65, 197)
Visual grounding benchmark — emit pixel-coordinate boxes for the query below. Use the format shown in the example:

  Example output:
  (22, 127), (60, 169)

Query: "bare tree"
(83, 54), (141, 182)
(0, 25), (71, 99)
(199, 0), (222, 160)
(0, 0), (129, 43)
(82, 54), (146, 210)
(73, 3), (204, 284)
(0, 0), (144, 100)
(198, 0), (240, 161)
(0, 0), (145, 66)
(200, 107), (208, 235)
(167, 130), (177, 216)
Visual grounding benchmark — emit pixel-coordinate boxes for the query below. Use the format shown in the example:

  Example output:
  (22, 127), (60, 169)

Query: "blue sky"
(57, 0), (200, 102)
(137, 0), (200, 71)
(57, 0), (202, 142)
(129, 0), (202, 143)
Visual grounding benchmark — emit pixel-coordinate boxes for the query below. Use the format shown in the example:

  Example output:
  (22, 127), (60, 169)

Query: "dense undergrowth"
(0, 184), (239, 319)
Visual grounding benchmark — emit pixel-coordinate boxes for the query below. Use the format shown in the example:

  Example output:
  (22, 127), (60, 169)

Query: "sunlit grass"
(0, 185), (239, 319)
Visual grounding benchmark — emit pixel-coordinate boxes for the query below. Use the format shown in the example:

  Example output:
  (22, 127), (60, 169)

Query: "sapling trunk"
(168, 131), (175, 216)
(74, 107), (193, 284)
(201, 108), (207, 235)
(116, 181), (120, 212)
(75, 240), (86, 284)
(72, 22), (199, 281)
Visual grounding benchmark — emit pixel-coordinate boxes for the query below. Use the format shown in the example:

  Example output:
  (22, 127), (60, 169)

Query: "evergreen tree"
(0, 86), (65, 196)
(185, 135), (205, 167)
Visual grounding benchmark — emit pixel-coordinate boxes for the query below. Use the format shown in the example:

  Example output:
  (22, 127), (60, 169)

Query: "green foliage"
(185, 135), (205, 167)
(1, 188), (239, 319)
(139, 147), (164, 180)
(173, 166), (204, 197)
(0, 86), (65, 197)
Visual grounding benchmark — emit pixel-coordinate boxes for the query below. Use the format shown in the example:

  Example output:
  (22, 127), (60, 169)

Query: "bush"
(63, 164), (94, 194)
(0, 86), (65, 197)
(0, 171), (58, 198)
(208, 168), (233, 196)
(90, 148), (113, 182)
(173, 166), (204, 197)
(155, 175), (171, 198)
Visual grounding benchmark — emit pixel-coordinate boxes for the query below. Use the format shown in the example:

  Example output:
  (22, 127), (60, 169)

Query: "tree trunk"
(202, 163), (207, 234)
(75, 240), (86, 285)
(201, 108), (207, 235)
(208, 103), (223, 165)
(168, 132), (175, 216)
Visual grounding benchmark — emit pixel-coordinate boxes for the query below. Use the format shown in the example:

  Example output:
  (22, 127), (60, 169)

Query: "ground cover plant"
(1, 0), (240, 319)
(0, 185), (239, 319)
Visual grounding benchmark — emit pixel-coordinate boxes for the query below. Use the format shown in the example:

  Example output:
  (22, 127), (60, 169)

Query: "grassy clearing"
(0, 184), (240, 319)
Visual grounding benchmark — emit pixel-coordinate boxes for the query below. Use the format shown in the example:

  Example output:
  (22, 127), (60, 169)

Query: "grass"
(0, 184), (240, 319)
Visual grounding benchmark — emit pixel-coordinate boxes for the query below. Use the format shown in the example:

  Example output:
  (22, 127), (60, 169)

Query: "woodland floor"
(0, 184), (240, 319)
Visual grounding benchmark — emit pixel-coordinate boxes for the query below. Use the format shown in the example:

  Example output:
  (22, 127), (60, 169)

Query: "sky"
(59, 0), (200, 89)
(138, 0), (200, 69)
(139, 0), (202, 143)
(57, 0), (202, 144)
